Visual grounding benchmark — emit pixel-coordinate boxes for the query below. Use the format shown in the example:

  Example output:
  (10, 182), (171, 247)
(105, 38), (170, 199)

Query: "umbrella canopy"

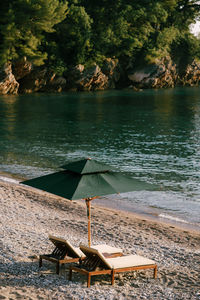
(21, 158), (156, 245)
(61, 158), (113, 175)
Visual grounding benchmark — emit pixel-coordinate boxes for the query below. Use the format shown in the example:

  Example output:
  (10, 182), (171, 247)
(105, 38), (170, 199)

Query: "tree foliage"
(0, 0), (200, 71)
(0, 0), (68, 66)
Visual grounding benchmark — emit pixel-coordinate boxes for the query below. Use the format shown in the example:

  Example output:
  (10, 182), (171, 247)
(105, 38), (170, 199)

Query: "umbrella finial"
(87, 157), (92, 160)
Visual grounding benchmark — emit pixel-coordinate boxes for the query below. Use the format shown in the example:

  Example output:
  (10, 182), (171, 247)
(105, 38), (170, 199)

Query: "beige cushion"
(80, 244), (156, 270)
(49, 235), (67, 244)
(91, 244), (122, 254)
(106, 255), (156, 269)
(80, 244), (113, 269)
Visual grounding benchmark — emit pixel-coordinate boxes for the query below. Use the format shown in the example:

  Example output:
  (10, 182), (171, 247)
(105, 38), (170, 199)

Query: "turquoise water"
(0, 88), (200, 230)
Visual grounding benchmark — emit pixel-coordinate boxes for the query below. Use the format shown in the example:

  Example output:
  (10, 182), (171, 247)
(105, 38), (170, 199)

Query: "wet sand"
(0, 178), (200, 299)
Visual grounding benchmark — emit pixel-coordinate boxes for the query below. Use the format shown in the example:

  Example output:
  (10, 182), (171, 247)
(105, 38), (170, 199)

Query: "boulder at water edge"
(65, 64), (109, 91)
(127, 57), (177, 89)
(0, 63), (19, 94)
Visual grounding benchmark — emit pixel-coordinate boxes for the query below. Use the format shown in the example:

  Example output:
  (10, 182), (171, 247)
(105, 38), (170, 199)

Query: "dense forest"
(0, 0), (200, 78)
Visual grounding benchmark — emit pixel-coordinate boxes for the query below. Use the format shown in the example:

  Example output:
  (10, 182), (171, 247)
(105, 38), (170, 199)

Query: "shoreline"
(1, 170), (200, 235)
(93, 201), (200, 235)
(0, 177), (200, 299)
(93, 198), (200, 235)
(1, 170), (199, 234)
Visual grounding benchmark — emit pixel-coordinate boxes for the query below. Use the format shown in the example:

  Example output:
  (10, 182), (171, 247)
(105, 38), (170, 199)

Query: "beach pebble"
(0, 180), (200, 299)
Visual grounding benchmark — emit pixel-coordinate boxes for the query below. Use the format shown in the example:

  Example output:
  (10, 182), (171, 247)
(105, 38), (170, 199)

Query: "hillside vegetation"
(1, 0), (200, 74)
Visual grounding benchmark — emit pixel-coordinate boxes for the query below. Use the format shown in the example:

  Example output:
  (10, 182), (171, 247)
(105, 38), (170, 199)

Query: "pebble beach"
(0, 177), (200, 300)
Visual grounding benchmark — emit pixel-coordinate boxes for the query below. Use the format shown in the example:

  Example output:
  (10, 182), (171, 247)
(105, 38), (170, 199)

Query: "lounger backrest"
(79, 244), (112, 269)
(65, 240), (85, 258)
(49, 235), (84, 258)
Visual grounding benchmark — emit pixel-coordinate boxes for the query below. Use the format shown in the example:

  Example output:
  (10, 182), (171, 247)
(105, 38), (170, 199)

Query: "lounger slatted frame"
(69, 245), (157, 287)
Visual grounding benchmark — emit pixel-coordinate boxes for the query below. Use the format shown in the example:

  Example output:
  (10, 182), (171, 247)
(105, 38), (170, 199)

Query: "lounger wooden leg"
(39, 256), (42, 268)
(87, 273), (91, 288)
(69, 269), (72, 281)
(111, 270), (115, 285)
(154, 266), (157, 279)
(56, 262), (60, 275)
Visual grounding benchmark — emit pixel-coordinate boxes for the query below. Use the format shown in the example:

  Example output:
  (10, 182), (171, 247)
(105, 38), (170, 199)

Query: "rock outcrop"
(44, 75), (66, 93)
(101, 58), (121, 88)
(128, 57), (177, 89)
(12, 57), (32, 81)
(65, 64), (109, 91)
(181, 60), (200, 86)
(3, 56), (200, 95)
(0, 63), (19, 94)
(18, 67), (66, 93)
(18, 67), (49, 93)
(65, 64), (84, 90)
(78, 64), (108, 91)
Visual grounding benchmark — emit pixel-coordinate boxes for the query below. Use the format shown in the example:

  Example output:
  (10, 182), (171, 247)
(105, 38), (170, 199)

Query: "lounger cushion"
(80, 244), (113, 269)
(106, 255), (156, 269)
(65, 240), (85, 258)
(80, 245), (156, 270)
(91, 244), (122, 254)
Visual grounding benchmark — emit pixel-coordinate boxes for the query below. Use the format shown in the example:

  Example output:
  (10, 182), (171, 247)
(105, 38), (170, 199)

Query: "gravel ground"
(0, 178), (200, 299)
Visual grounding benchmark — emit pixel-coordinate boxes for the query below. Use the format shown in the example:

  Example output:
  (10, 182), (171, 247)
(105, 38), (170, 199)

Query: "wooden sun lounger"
(69, 244), (157, 287)
(39, 235), (85, 274)
(39, 236), (123, 275)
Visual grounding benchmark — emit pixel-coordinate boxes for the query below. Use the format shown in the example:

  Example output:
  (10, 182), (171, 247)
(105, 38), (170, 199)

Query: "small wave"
(0, 176), (19, 184)
(159, 213), (189, 224)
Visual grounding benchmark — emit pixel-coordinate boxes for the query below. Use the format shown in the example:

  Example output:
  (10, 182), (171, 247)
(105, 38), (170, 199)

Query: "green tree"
(167, 0), (200, 29)
(52, 3), (92, 66)
(170, 32), (200, 75)
(135, 0), (200, 65)
(1, 0), (200, 74)
(0, 0), (68, 66)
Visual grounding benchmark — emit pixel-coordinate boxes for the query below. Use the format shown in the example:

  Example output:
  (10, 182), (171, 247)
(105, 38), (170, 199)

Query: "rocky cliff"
(127, 57), (178, 89)
(0, 63), (19, 94)
(1, 57), (200, 95)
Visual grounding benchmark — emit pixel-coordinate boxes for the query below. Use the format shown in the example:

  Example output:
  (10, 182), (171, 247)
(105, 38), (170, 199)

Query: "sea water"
(0, 88), (200, 231)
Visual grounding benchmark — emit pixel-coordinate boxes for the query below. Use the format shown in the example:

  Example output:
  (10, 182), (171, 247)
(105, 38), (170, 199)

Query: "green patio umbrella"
(21, 158), (156, 246)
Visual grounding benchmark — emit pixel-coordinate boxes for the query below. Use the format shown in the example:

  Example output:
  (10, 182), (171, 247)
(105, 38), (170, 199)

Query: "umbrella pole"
(85, 199), (91, 247)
